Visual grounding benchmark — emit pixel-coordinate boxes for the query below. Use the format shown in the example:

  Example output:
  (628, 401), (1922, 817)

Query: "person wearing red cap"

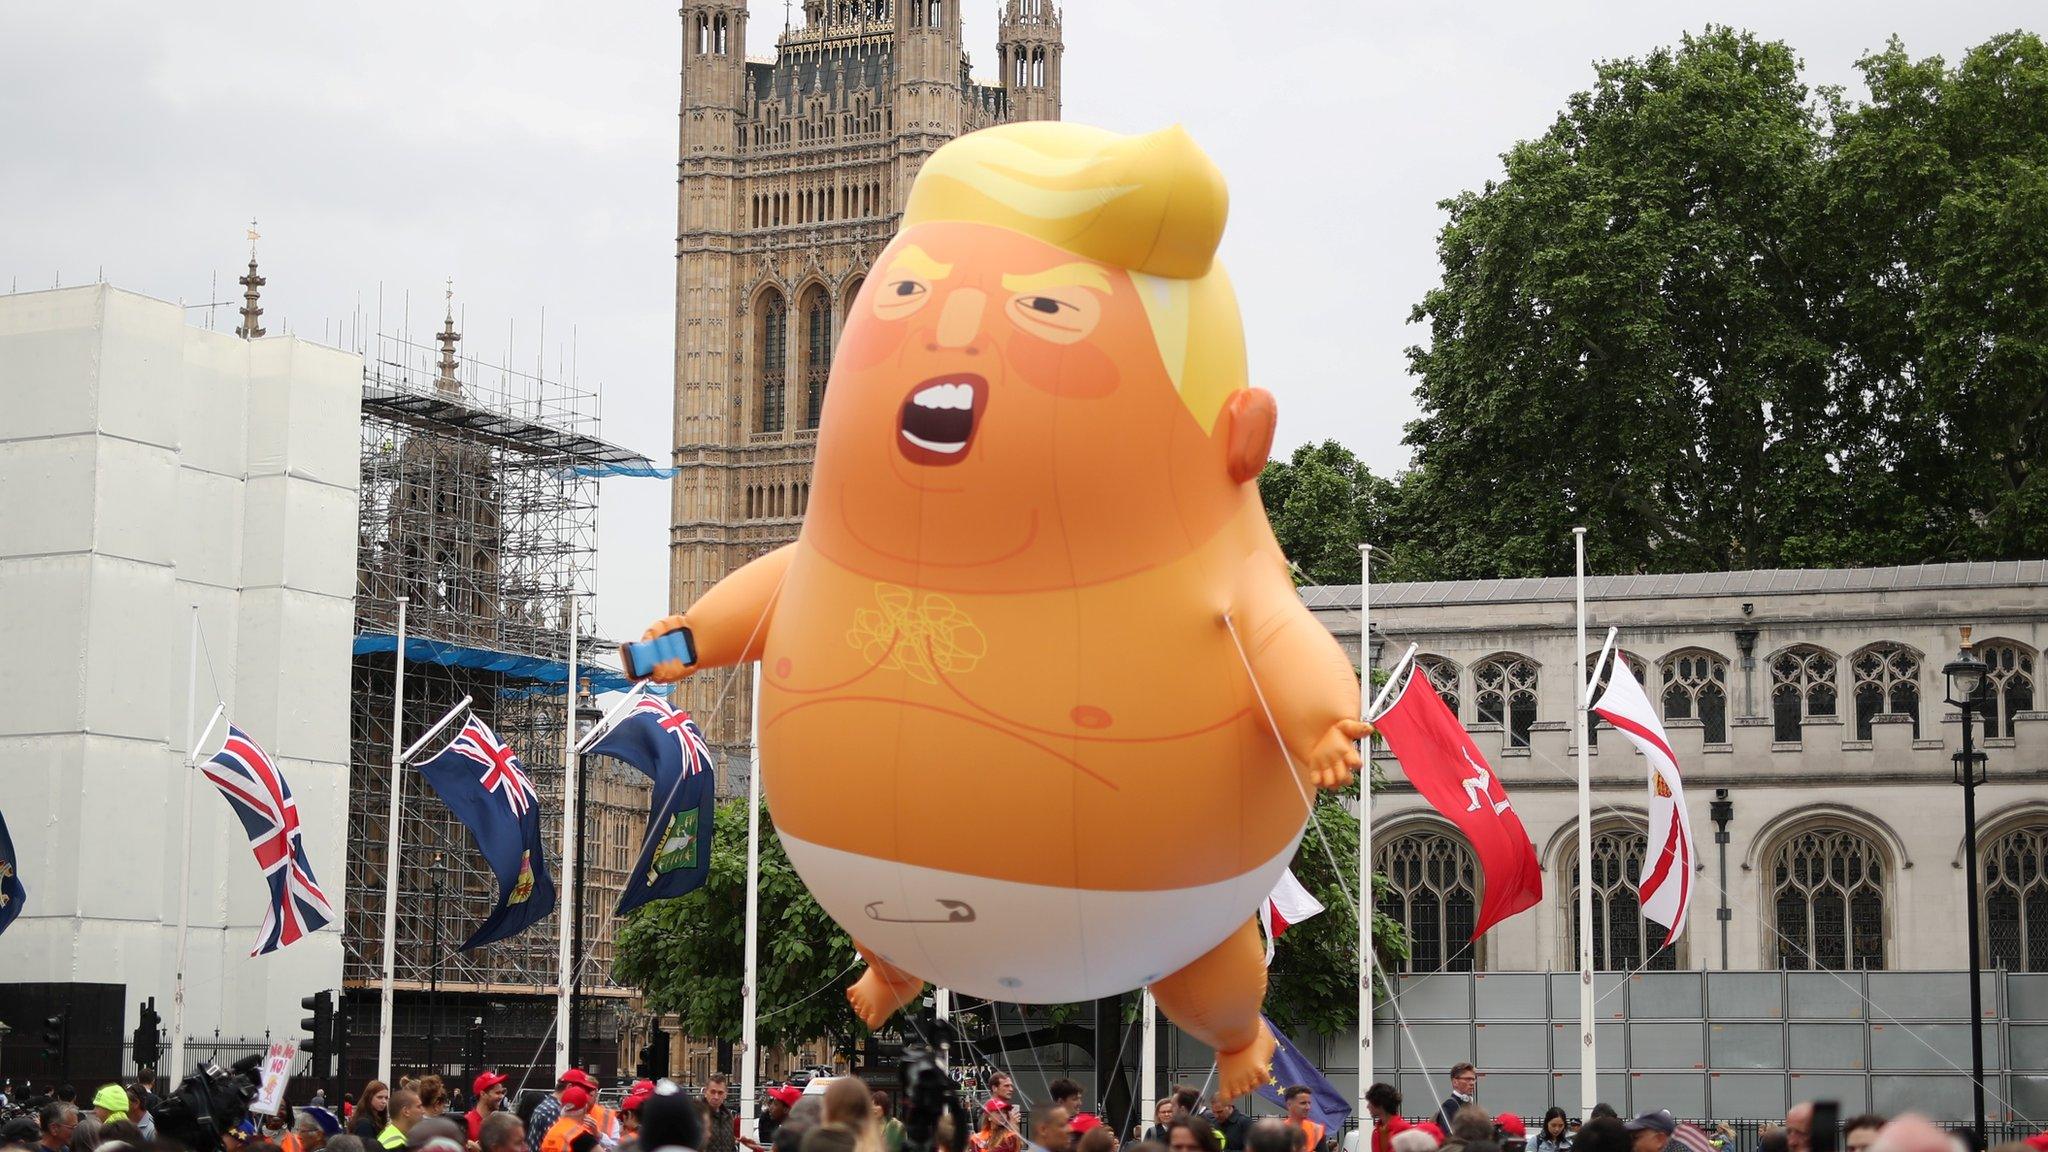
(541, 1088), (597, 1152)
(971, 1099), (1022, 1152)
(529, 1073), (601, 1152)
(466, 1073), (509, 1144)
(1494, 1114), (1526, 1152)
(750, 1087), (801, 1152)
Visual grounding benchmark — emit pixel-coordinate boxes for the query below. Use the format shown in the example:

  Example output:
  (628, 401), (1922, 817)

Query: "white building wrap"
(0, 285), (358, 1065)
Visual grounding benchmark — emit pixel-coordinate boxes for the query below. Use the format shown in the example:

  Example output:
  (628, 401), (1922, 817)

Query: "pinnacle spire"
(236, 218), (265, 340)
(435, 277), (462, 396)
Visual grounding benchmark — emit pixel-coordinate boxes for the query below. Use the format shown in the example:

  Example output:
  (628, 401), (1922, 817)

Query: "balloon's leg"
(1148, 918), (1277, 1099)
(846, 941), (928, 1029)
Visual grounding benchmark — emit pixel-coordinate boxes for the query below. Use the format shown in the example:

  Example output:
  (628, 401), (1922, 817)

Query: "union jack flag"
(628, 695), (713, 776)
(445, 717), (539, 818)
(203, 725), (334, 956)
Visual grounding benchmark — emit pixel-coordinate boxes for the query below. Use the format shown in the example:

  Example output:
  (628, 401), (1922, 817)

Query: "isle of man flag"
(1589, 648), (1696, 946)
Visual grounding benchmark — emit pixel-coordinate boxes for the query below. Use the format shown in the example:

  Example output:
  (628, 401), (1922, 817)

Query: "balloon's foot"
(847, 962), (924, 1029)
(1213, 1023), (1278, 1100)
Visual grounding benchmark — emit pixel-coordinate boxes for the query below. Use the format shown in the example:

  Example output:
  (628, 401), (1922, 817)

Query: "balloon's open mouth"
(897, 373), (986, 465)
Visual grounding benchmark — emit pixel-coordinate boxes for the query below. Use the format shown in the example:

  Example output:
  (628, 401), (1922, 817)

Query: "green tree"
(1816, 32), (2048, 563)
(1400, 27), (1837, 578)
(1259, 441), (1400, 585)
(1396, 26), (2048, 578)
(1269, 786), (1410, 1039)
(612, 797), (869, 1052)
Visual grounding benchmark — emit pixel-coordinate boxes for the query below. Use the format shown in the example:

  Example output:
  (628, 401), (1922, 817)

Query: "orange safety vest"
(1288, 1119), (1326, 1151)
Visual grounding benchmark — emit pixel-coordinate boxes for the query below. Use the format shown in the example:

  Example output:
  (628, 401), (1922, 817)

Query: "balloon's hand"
(638, 615), (697, 683)
(1307, 718), (1371, 789)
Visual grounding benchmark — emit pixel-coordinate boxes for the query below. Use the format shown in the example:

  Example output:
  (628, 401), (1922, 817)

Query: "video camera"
(151, 1056), (262, 1152)
(899, 1016), (970, 1152)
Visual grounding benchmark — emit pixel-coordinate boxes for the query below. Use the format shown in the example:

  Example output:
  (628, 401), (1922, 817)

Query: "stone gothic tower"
(996, 0), (1062, 122)
(668, 0), (1066, 788)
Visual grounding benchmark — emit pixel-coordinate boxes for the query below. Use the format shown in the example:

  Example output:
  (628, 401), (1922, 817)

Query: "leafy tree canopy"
(1261, 28), (2048, 582)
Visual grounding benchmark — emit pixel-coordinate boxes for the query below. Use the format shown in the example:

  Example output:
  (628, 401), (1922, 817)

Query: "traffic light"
(300, 990), (334, 1081)
(42, 1013), (67, 1065)
(134, 998), (162, 1071)
(635, 1042), (656, 1079)
(635, 1028), (671, 1078)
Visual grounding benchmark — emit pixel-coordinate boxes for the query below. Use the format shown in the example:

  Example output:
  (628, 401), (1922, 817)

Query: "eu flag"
(417, 716), (557, 949)
(588, 696), (716, 916)
(1253, 1016), (1353, 1134)
(0, 807), (24, 936)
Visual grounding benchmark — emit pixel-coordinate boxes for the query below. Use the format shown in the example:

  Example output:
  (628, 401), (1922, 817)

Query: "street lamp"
(1943, 626), (1991, 1152)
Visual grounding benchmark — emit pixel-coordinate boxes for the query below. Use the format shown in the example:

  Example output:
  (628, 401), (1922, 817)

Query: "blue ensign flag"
(417, 716), (558, 950)
(1253, 1016), (1354, 1134)
(588, 695), (717, 916)
(0, 807), (24, 936)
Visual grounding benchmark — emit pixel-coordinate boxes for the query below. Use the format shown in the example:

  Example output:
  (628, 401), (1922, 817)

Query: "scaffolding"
(342, 316), (655, 1077)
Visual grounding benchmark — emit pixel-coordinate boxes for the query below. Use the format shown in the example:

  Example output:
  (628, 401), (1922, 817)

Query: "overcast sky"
(2, 1), (2034, 642)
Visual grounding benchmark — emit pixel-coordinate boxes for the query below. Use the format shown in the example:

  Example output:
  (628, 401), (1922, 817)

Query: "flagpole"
(556, 590), (579, 1078)
(1140, 988), (1158, 1121)
(377, 595), (408, 1085)
(739, 662), (764, 1143)
(1356, 543), (1374, 1111)
(1573, 528), (1596, 1118)
(171, 604), (200, 1080)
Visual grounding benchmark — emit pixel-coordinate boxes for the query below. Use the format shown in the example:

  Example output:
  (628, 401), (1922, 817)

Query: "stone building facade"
(1301, 561), (2048, 977)
(668, 0), (1064, 787)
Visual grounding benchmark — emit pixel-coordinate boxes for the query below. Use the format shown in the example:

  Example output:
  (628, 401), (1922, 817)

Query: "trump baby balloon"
(639, 121), (1366, 1095)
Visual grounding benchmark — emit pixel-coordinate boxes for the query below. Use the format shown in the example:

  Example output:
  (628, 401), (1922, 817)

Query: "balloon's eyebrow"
(1001, 263), (1112, 295)
(885, 245), (955, 281)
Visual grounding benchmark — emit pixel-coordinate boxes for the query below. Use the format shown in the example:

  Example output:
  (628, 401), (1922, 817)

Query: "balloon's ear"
(1223, 388), (1277, 485)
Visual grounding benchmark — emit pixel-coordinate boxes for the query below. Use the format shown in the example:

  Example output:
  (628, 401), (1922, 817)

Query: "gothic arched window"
(1985, 821), (2048, 972)
(1474, 654), (1539, 748)
(1662, 649), (1729, 743)
(1974, 642), (2036, 739)
(1851, 643), (1921, 739)
(1561, 827), (1681, 971)
(1771, 645), (1838, 743)
(1415, 654), (1461, 718)
(1032, 46), (1045, 87)
(801, 285), (832, 429)
(1769, 826), (1887, 970)
(757, 290), (787, 434)
(1375, 830), (1481, 973)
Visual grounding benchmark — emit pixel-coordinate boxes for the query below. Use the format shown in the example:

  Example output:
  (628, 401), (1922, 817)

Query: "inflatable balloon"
(640, 121), (1366, 1096)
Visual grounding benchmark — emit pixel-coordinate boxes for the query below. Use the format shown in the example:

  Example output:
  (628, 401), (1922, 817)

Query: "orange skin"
(642, 220), (1365, 1097)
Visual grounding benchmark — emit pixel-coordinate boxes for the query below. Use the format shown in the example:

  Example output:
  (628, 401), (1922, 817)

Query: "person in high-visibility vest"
(1280, 1087), (1325, 1152)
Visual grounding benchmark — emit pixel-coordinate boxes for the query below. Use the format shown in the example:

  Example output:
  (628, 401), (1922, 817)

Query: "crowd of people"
(4, 1064), (2045, 1152)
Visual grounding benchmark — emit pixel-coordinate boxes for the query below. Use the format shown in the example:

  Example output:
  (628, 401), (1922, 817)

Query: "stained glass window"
(1564, 828), (1680, 971)
(1662, 649), (1730, 743)
(1771, 827), (1887, 970)
(1771, 646), (1838, 743)
(1974, 643), (2036, 739)
(1376, 831), (1482, 973)
(1985, 823), (2048, 972)
(1475, 654), (1539, 748)
(1851, 643), (1920, 740)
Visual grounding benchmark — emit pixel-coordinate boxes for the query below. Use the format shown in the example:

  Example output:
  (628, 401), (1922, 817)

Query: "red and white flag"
(1259, 867), (1326, 964)
(1371, 667), (1542, 939)
(1589, 649), (1696, 946)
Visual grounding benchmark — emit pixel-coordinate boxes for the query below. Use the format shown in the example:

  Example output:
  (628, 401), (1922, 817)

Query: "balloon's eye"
(1022, 296), (1065, 315)
(874, 278), (933, 319)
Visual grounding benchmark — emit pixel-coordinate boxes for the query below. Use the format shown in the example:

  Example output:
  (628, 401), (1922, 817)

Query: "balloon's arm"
(634, 542), (796, 683)
(1231, 558), (1367, 790)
